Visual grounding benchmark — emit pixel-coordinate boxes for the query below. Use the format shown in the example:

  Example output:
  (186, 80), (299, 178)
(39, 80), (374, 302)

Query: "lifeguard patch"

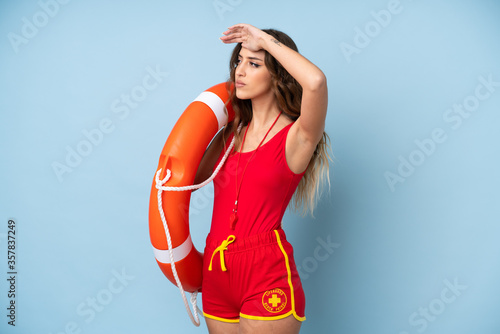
(262, 288), (287, 313)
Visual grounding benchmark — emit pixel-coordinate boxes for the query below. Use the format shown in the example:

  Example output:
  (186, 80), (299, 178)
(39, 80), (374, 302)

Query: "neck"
(249, 95), (280, 130)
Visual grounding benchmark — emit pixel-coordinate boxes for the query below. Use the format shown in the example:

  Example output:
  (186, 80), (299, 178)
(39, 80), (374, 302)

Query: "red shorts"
(202, 229), (306, 323)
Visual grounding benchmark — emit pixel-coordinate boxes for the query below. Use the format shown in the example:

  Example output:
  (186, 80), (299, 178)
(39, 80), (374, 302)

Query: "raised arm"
(221, 24), (328, 173)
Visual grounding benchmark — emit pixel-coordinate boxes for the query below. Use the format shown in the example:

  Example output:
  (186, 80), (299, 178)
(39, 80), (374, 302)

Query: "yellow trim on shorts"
(240, 310), (295, 321)
(203, 312), (240, 323)
(274, 230), (306, 322)
(239, 230), (306, 322)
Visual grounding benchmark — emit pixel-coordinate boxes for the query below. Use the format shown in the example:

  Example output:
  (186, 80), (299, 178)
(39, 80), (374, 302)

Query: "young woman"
(194, 23), (329, 334)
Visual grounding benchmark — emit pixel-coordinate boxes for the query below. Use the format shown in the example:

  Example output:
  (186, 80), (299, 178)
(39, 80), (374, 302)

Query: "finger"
(221, 32), (244, 42)
(220, 32), (241, 40)
(220, 35), (243, 44)
(226, 25), (249, 36)
(227, 23), (247, 31)
(220, 37), (235, 44)
(223, 27), (243, 36)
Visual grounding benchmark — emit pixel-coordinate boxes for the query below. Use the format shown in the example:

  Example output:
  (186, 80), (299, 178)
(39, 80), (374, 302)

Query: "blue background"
(1, 0), (499, 333)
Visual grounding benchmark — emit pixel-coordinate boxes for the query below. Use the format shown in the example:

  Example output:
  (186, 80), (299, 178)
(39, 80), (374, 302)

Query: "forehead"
(238, 47), (265, 60)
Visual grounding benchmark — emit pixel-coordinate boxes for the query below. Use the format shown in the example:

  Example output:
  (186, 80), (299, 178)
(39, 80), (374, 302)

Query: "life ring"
(148, 82), (234, 293)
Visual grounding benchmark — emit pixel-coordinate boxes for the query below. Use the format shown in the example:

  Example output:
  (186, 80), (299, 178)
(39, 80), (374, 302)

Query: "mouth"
(235, 81), (246, 88)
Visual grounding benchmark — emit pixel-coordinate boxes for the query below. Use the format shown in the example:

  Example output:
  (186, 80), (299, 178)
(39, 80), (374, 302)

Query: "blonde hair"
(292, 133), (331, 216)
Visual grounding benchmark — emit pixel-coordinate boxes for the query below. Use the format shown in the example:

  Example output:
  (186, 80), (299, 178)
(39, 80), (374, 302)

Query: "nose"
(235, 62), (245, 77)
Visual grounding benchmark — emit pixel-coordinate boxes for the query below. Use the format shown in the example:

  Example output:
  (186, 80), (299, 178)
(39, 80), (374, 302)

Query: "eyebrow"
(238, 54), (263, 62)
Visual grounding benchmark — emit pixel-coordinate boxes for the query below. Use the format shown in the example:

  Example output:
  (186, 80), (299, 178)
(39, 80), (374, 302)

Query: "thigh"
(239, 314), (302, 334)
(205, 318), (239, 334)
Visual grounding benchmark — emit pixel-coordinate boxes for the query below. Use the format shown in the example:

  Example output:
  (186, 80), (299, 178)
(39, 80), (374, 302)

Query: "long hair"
(223, 28), (331, 216)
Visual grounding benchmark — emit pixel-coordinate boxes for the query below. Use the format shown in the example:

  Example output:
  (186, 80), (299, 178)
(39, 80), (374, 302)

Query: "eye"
(250, 62), (260, 68)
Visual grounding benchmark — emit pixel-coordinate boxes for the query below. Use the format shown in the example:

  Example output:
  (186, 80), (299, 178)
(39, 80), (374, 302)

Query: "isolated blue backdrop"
(1, 1), (499, 333)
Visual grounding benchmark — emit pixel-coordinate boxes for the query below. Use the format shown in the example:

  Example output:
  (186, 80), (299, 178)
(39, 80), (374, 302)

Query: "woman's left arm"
(222, 24), (328, 171)
(262, 32), (328, 141)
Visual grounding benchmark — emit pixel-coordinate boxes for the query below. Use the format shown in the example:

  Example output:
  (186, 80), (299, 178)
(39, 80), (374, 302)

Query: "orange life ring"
(148, 82), (234, 293)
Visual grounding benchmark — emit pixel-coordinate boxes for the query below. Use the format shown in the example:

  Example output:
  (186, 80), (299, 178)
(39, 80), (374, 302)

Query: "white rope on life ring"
(154, 125), (240, 326)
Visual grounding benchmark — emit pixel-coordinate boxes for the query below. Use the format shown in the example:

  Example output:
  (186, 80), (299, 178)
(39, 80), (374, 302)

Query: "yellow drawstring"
(208, 235), (236, 271)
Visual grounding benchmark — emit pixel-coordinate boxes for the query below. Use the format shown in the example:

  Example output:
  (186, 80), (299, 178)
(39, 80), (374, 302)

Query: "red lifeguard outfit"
(202, 122), (307, 322)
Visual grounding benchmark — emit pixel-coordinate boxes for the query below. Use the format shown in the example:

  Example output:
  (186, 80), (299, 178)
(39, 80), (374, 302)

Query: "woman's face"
(234, 47), (273, 101)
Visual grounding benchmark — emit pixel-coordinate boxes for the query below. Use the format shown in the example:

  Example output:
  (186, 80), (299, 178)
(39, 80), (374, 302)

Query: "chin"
(235, 90), (251, 100)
